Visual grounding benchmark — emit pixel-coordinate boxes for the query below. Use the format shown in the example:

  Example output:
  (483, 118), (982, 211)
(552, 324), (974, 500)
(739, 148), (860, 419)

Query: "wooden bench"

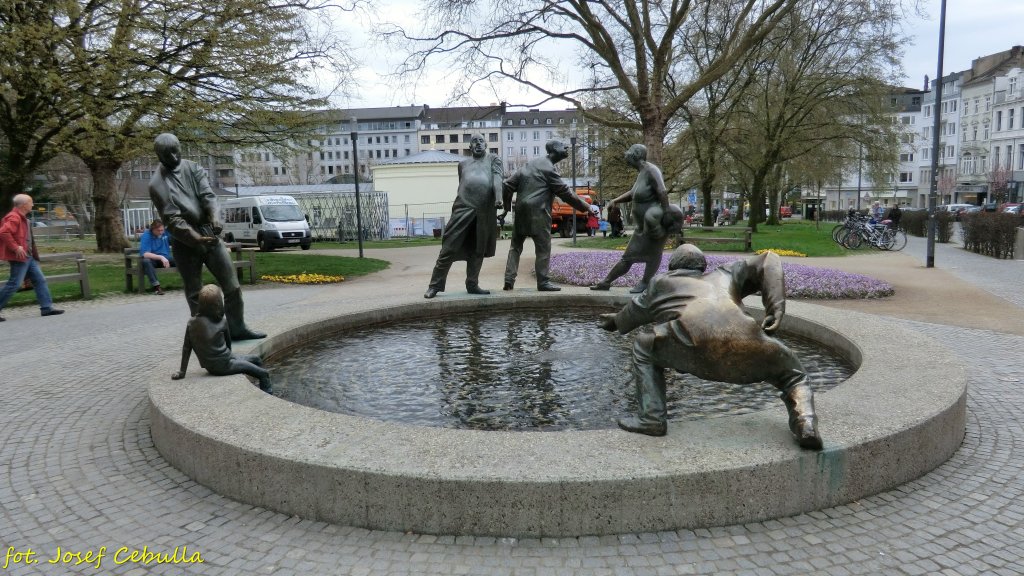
(37, 252), (91, 299)
(678, 226), (753, 252)
(124, 242), (256, 293)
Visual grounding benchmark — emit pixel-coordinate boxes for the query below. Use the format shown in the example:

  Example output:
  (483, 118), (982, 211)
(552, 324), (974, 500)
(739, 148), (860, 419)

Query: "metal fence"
(294, 191), (391, 241)
(387, 201), (454, 238)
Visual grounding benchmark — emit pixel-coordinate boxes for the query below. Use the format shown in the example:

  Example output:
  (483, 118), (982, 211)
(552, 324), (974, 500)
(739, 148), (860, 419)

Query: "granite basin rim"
(149, 293), (966, 537)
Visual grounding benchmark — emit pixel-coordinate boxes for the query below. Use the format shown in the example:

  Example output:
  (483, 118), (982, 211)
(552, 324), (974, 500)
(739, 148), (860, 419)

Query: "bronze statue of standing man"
(591, 144), (681, 294)
(425, 134), (503, 298)
(501, 140), (597, 291)
(149, 133), (265, 340)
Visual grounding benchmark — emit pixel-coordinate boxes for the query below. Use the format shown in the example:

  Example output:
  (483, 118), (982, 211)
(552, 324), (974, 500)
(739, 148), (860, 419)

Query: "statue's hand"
(199, 236), (220, 247)
(762, 314), (781, 334)
(495, 200), (503, 211)
(599, 313), (617, 332)
(171, 371), (185, 380)
(211, 220), (224, 235)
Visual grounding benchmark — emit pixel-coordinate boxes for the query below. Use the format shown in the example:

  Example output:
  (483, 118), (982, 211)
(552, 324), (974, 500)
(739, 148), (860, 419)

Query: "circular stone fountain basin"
(268, 308), (853, 431)
(149, 293), (966, 537)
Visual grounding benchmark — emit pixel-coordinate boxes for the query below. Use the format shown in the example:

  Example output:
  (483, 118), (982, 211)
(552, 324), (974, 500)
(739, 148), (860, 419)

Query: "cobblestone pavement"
(0, 238), (1022, 575)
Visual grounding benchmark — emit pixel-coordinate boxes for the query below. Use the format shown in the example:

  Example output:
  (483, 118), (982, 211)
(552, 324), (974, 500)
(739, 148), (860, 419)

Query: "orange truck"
(550, 190), (597, 237)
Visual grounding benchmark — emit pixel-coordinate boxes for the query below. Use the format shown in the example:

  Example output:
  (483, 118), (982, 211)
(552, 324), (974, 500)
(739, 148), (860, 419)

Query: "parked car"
(779, 206), (792, 218)
(998, 202), (1021, 214)
(936, 203), (974, 221)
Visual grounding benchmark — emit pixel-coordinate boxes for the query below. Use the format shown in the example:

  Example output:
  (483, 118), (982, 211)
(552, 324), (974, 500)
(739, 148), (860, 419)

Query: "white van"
(220, 195), (312, 251)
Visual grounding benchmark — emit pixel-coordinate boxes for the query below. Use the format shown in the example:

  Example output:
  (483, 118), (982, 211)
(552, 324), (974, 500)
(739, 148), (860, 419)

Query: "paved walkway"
(1, 236), (1022, 575)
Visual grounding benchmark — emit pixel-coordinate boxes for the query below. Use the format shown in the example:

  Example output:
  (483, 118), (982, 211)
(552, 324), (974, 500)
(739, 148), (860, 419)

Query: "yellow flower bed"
(755, 248), (807, 257)
(261, 273), (345, 284)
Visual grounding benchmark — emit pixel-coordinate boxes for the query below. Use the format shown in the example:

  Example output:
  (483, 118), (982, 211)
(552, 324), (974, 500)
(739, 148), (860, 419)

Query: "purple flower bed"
(549, 252), (894, 299)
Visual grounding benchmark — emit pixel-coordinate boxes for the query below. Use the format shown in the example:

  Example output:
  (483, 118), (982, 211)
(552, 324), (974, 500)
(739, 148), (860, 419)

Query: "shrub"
(960, 212), (1020, 259)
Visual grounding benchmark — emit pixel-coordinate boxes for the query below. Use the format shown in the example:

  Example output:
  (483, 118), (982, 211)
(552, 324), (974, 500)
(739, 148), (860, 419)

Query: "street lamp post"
(856, 142), (863, 212)
(570, 135), (578, 246)
(925, 0), (947, 269)
(350, 118), (365, 258)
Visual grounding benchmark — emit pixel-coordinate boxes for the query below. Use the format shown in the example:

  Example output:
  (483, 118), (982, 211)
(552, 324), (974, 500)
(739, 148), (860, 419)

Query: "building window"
(404, 135), (410, 143)
(532, 131), (540, 140)
(327, 151), (333, 160)
(328, 165), (334, 174)
(343, 151), (349, 159)
(463, 134), (472, 142)
(533, 146), (540, 155)
(520, 147), (527, 155)
(520, 131), (527, 140)
(545, 118), (552, 124)
(519, 119), (526, 125)
(507, 147), (513, 156)
(899, 172), (913, 183)
(922, 148), (930, 160)
(532, 119), (539, 125)
(405, 149), (410, 156)
(1010, 77), (1018, 95)
(273, 167), (279, 175)
(421, 135), (429, 144)
(899, 153), (914, 162)
(985, 96), (991, 111)
(923, 105), (931, 117)
(436, 135), (445, 143)
(1009, 109), (1015, 130)
(507, 132), (514, 141)
(489, 133), (498, 142)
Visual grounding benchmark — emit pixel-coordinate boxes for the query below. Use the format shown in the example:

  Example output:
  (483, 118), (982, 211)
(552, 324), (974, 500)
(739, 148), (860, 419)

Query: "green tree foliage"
(1, 0), (355, 251)
(721, 0), (903, 230)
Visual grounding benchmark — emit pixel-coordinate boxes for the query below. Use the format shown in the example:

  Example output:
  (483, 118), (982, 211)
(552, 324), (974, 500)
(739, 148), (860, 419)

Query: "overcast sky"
(339, 1), (1024, 109)
(902, 0), (1024, 90)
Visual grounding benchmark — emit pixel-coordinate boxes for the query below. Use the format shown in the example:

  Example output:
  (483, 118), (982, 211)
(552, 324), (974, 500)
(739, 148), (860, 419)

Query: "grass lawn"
(567, 220), (846, 257)
(4, 240), (389, 308)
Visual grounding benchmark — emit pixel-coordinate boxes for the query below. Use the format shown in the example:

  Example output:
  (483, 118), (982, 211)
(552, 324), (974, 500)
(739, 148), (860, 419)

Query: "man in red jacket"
(0, 194), (64, 321)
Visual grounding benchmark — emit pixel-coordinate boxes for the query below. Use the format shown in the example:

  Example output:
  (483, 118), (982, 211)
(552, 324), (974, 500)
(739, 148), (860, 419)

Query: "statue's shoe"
(537, 283), (562, 292)
(590, 282), (611, 291)
(503, 282), (514, 291)
(616, 416), (667, 437)
(424, 287), (439, 299)
(466, 286), (490, 295)
(629, 282), (648, 294)
(793, 416), (823, 450)
(233, 329), (267, 340)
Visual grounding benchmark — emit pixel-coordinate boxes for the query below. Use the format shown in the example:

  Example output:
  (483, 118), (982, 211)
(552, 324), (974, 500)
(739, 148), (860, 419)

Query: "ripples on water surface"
(269, 308), (853, 431)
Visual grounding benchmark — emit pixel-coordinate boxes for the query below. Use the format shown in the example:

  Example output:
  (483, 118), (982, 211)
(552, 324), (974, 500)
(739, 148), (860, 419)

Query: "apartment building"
(955, 46), (1024, 205)
(417, 104), (504, 157)
(917, 72), (962, 207)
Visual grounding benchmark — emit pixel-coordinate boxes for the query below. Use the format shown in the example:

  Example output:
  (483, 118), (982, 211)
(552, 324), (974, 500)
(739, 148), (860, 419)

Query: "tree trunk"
(87, 160), (130, 253)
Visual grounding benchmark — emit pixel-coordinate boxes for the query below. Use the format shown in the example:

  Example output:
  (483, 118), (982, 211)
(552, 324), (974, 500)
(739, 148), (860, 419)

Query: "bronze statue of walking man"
(600, 245), (823, 450)
(500, 140), (597, 291)
(591, 144), (682, 293)
(149, 133), (265, 340)
(425, 134), (503, 298)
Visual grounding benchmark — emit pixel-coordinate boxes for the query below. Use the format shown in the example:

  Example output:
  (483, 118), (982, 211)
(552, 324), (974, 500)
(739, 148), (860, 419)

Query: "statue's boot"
(618, 340), (668, 436)
(466, 283), (490, 295)
(224, 288), (267, 340)
(781, 383), (822, 450)
(629, 282), (648, 294)
(590, 281), (611, 291)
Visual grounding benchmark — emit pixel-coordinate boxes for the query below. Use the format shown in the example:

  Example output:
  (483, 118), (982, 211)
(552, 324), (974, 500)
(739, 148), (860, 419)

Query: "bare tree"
(722, 0), (902, 231)
(989, 165), (1011, 205)
(386, 0), (802, 165)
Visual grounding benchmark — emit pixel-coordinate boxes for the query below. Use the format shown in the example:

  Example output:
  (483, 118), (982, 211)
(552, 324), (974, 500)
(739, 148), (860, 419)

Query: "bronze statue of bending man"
(600, 245), (823, 450)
